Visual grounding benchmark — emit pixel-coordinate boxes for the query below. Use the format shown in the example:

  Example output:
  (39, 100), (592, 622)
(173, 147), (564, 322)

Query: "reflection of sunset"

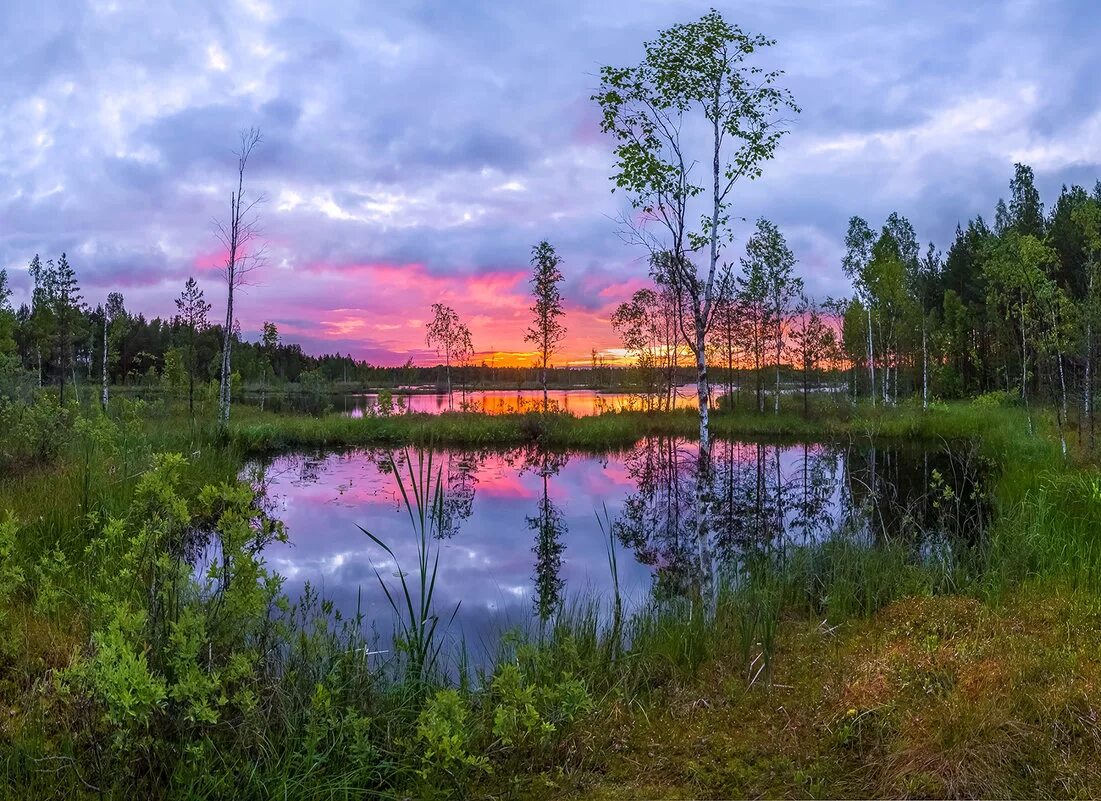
(478, 473), (536, 500)
(344, 388), (709, 418)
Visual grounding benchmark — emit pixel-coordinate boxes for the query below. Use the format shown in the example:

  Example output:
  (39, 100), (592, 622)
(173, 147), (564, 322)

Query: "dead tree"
(215, 127), (265, 426)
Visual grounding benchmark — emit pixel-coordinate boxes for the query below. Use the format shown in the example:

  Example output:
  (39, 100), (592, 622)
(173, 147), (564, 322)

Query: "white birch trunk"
(102, 316), (109, 410)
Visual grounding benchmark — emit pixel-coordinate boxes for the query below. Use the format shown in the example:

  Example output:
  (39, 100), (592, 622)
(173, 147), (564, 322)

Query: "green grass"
(4, 392), (1101, 799)
(226, 395), (1057, 453)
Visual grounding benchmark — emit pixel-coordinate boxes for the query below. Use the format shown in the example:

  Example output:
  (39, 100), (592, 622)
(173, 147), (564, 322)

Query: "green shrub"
(416, 688), (491, 793)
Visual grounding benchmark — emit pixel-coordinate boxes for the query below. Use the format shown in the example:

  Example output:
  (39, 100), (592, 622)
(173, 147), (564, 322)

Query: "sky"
(3, 0), (1101, 366)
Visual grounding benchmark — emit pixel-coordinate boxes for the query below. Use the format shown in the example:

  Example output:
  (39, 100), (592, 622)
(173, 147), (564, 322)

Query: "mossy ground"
(561, 588), (1101, 799)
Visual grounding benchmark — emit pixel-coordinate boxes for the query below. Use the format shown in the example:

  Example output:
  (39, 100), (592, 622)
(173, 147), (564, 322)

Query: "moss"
(562, 590), (1101, 799)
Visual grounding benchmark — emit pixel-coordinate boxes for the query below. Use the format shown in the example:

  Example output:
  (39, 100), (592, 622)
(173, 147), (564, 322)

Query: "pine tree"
(175, 277), (211, 416)
(52, 253), (83, 404)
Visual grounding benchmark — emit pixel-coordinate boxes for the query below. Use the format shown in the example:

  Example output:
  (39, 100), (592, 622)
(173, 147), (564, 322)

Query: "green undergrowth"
(3, 393), (1101, 798)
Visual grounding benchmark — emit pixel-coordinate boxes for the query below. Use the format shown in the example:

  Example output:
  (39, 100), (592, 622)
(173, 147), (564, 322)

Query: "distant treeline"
(4, 163), (1101, 433)
(0, 278), (813, 395)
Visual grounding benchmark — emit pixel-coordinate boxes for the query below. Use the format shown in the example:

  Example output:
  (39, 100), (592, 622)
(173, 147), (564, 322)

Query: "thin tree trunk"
(921, 317), (928, 410)
(774, 329), (781, 416)
(1020, 303), (1027, 404)
(1087, 273), (1094, 450)
(102, 316), (109, 410)
(1052, 307), (1068, 456)
(755, 343), (763, 413)
(802, 355), (809, 417)
(542, 358), (548, 411)
(219, 278), (234, 425)
(187, 332), (195, 418)
(696, 327), (710, 459)
(865, 304), (875, 406)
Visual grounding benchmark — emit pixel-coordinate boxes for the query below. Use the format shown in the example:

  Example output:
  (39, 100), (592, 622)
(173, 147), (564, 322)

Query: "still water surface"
(243, 438), (986, 654)
(340, 387), (707, 417)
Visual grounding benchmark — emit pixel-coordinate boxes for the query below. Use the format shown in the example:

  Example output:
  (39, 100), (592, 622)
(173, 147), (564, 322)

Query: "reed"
(358, 448), (457, 686)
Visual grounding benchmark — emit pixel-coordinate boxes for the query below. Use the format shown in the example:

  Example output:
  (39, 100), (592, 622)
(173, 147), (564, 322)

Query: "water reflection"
(517, 448), (570, 621)
(245, 438), (987, 650)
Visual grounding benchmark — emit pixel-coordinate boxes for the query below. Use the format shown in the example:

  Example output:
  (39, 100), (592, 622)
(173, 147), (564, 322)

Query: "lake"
(242, 437), (987, 659)
(340, 386), (708, 417)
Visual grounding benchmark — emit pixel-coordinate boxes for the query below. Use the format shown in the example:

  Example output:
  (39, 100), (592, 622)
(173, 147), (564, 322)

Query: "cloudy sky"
(3, 0), (1100, 365)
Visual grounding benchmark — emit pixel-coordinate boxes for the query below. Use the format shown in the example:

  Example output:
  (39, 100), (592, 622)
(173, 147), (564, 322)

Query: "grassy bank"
(228, 396), (1056, 453)
(3, 394), (1101, 798)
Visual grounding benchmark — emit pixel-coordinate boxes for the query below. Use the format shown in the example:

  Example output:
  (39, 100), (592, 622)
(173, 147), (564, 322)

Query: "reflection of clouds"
(247, 441), (985, 659)
(478, 473), (537, 500)
(252, 447), (651, 648)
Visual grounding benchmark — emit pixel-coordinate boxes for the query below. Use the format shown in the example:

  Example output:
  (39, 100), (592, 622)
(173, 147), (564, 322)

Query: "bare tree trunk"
(542, 358), (548, 411)
(774, 329), (781, 416)
(217, 129), (262, 426)
(695, 326), (710, 460)
(921, 318), (928, 410)
(187, 337), (195, 418)
(219, 280), (234, 425)
(1088, 274), (1095, 450)
(102, 316), (109, 410)
(694, 322), (711, 592)
(865, 305), (875, 406)
(802, 354), (809, 417)
(1020, 303), (1027, 405)
(755, 343), (763, 412)
(1053, 307), (1068, 457)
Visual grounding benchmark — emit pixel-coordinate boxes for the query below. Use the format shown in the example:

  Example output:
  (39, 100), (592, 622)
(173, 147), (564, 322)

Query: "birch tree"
(594, 8), (797, 462)
(175, 278), (211, 417)
(842, 217), (876, 404)
(1073, 199), (1101, 447)
(425, 303), (472, 409)
(524, 241), (567, 410)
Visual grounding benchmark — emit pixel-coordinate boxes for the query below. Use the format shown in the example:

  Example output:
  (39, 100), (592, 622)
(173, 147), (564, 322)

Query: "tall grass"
(357, 448), (457, 685)
(7, 393), (1101, 798)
